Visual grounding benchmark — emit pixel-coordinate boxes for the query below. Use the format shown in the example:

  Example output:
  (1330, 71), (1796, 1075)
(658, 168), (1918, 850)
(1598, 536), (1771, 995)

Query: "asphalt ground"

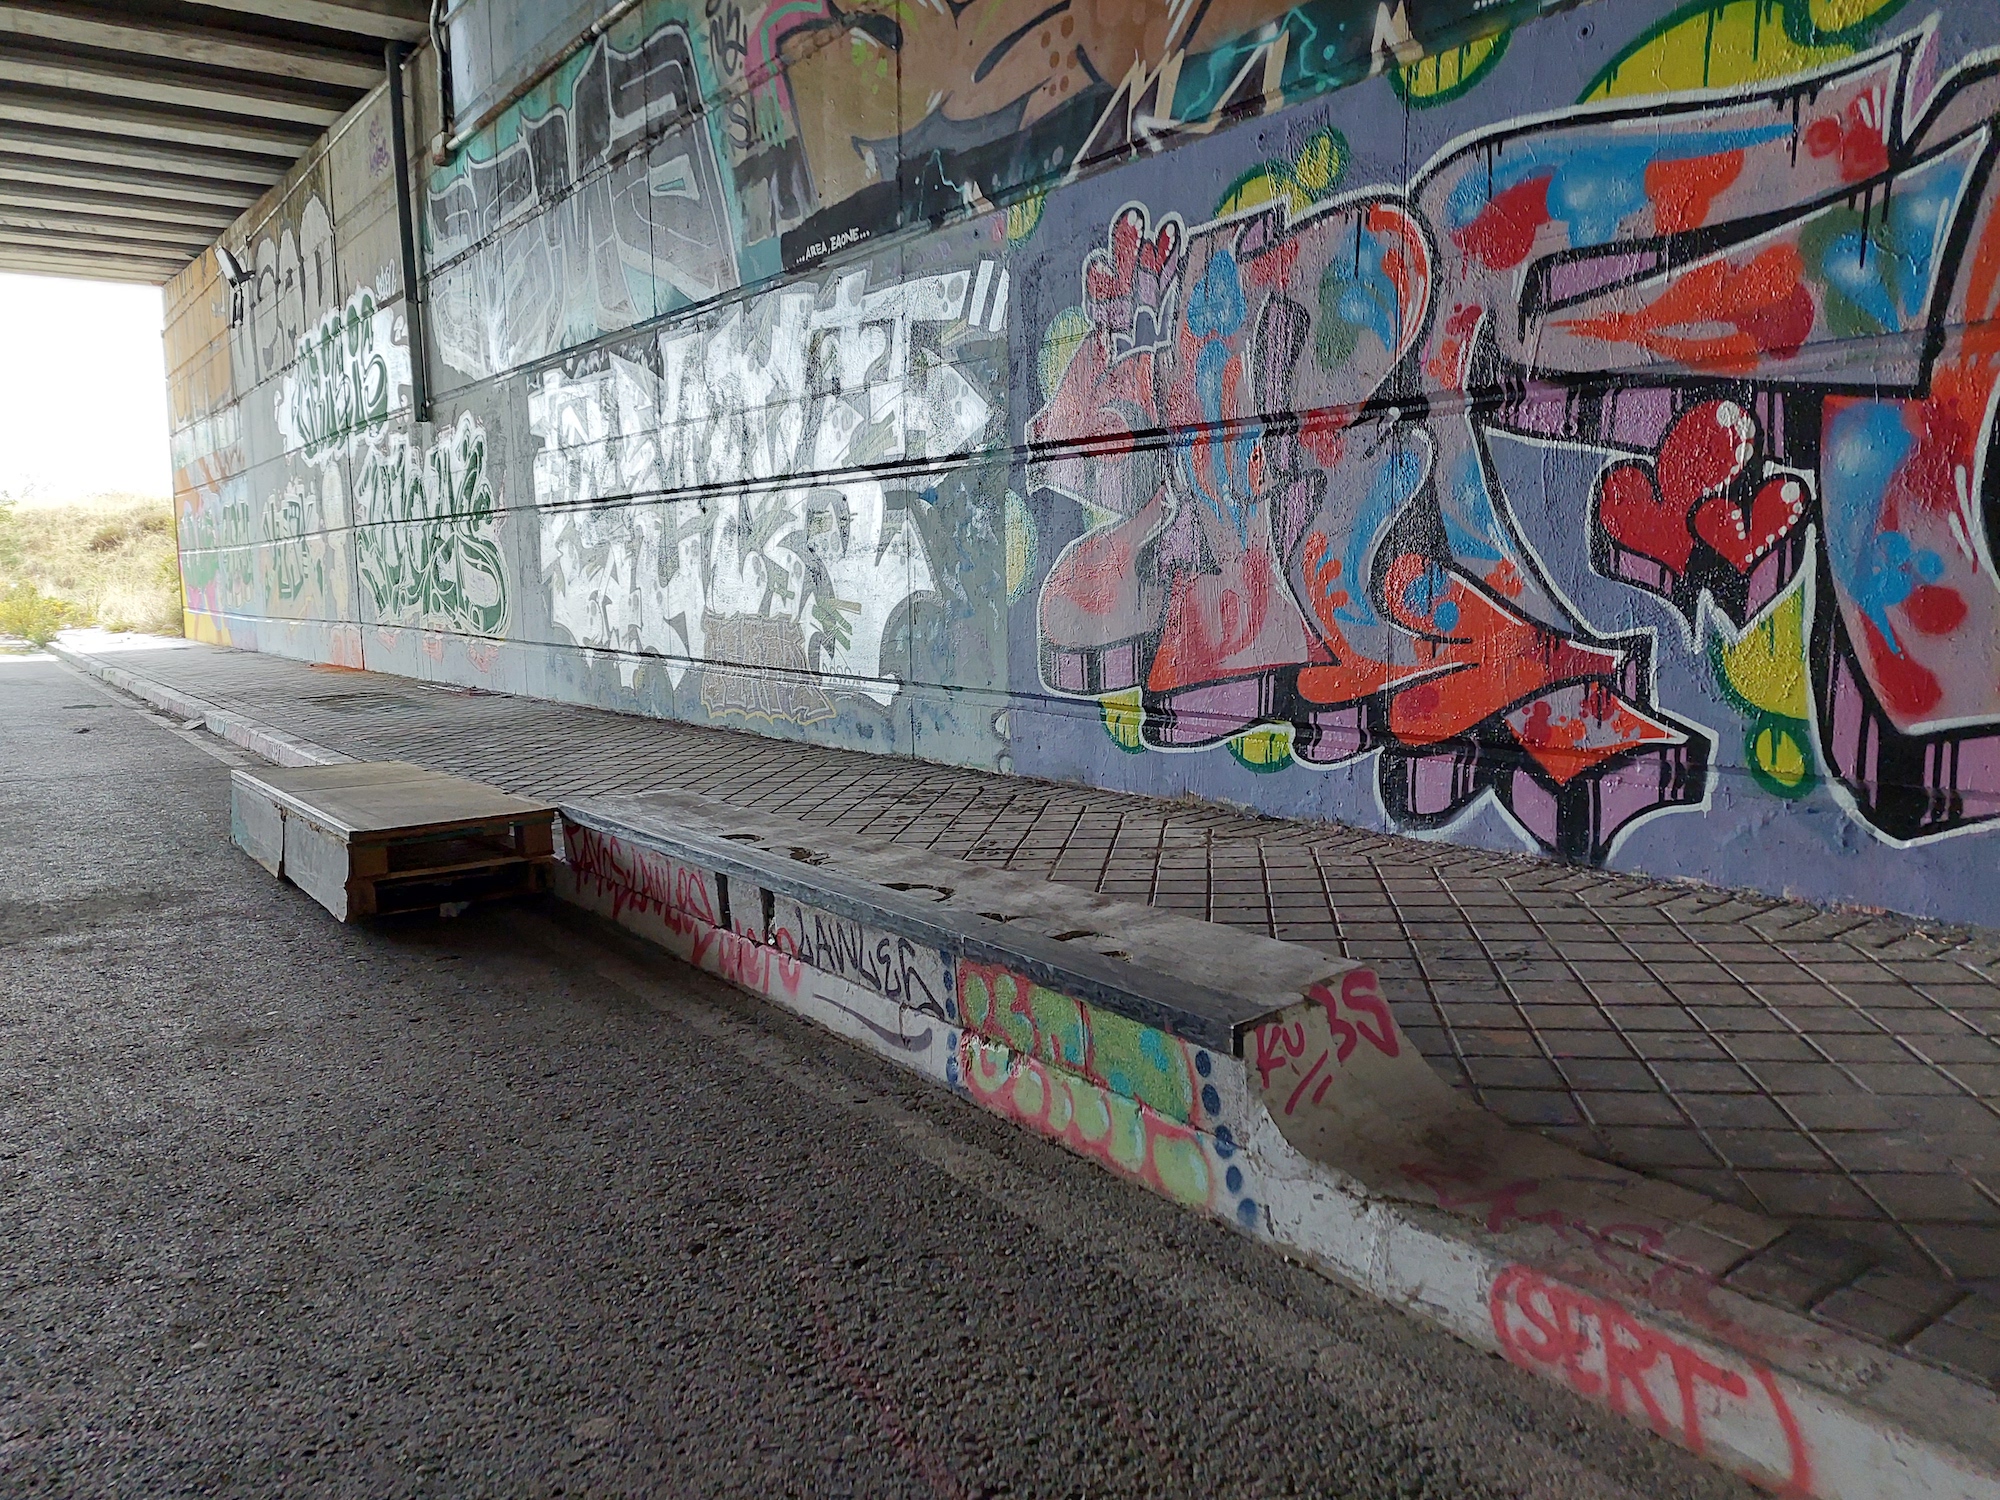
(0, 653), (1752, 1498)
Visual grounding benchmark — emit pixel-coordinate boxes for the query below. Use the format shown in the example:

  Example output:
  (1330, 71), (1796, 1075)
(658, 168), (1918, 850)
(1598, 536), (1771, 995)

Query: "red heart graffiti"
(1657, 398), (1758, 510)
(1694, 473), (1807, 572)
(1597, 462), (1693, 576)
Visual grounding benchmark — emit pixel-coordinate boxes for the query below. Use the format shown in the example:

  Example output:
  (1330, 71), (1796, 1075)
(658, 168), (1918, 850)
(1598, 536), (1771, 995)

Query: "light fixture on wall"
(216, 244), (252, 330)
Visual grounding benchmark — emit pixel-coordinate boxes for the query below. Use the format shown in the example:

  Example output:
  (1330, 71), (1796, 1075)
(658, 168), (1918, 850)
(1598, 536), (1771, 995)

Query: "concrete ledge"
(56, 641), (2000, 1500)
(558, 793), (2000, 1500)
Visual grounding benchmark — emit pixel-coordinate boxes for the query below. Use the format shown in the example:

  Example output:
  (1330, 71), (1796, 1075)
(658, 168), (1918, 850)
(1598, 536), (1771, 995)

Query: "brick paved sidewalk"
(61, 634), (2000, 1290)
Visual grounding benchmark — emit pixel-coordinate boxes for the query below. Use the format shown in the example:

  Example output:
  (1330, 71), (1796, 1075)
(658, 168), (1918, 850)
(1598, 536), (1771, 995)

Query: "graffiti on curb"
(1490, 1265), (1812, 1493)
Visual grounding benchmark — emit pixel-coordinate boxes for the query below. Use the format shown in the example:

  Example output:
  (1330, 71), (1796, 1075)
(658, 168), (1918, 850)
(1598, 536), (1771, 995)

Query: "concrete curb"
(51, 642), (352, 769)
(59, 643), (2000, 1500)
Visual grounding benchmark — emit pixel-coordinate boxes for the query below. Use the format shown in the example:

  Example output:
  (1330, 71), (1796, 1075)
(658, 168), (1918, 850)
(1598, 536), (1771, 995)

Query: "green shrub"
(0, 583), (78, 649)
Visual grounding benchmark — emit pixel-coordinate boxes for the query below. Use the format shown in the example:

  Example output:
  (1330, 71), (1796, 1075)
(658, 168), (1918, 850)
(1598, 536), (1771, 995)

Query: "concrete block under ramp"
(230, 762), (555, 921)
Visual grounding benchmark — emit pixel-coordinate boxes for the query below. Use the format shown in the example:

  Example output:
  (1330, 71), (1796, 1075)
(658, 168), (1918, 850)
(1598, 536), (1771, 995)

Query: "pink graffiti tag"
(1402, 1161), (1666, 1250)
(1490, 1266), (1811, 1494)
(1252, 969), (1400, 1110)
(564, 824), (802, 998)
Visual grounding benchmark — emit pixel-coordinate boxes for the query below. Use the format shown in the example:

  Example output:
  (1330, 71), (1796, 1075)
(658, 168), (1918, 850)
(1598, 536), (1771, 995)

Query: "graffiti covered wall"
(166, 0), (2000, 924)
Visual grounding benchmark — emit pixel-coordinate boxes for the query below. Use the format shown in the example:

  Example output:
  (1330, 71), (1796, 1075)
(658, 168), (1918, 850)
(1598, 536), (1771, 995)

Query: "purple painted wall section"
(164, 0), (2000, 927)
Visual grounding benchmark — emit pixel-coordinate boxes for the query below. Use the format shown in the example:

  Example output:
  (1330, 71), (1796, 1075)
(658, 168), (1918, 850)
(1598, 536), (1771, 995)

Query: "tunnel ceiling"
(0, 0), (429, 286)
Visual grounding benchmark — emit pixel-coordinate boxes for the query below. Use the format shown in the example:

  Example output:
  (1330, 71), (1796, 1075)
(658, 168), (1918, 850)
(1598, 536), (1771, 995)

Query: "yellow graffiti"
(1006, 189), (1048, 245)
(1713, 585), (1818, 798)
(1802, 0), (1907, 31)
(1227, 722), (1296, 773)
(1395, 29), (1511, 106)
(1583, 0), (1908, 100)
(1752, 721), (1814, 791)
(1004, 490), (1036, 602)
(1038, 305), (1093, 405)
(1717, 588), (1809, 718)
(1215, 127), (1349, 218)
(1101, 688), (1145, 753)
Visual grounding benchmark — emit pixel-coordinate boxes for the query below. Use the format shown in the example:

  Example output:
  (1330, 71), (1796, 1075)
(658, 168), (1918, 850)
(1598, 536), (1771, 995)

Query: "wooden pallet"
(231, 761), (557, 921)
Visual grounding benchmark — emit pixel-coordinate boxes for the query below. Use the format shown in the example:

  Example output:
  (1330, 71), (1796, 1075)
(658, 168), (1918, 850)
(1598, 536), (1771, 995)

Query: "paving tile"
(1815, 1034), (1922, 1065)
(1453, 1029), (1547, 1059)
(1879, 961), (1982, 984)
(1597, 1005), (1700, 1032)
(1731, 963), (1829, 985)
(1465, 1057), (1566, 1090)
(1481, 1089), (1583, 1127)
(1921, 985), (2000, 1013)
(1555, 1058), (1655, 1091)
(1770, 1008), (1891, 1034)
(1874, 1012), (1994, 1045)
(1773, 1094), (1902, 1132)
(1703, 1129), (1834, 1170)
(1654, 1167), (1757, 1205)
(1577, 1091), (1687, 1127)
(1583, 981), (1678, 1004)
(1847, 1063), (1973, 1097)
(1942, 1063), (2000, 1096)
(1691, 1013), (1795, 1039)
(1624, 1033), (1728, 1060)
(1852, 1174), (2000, 1224)
(1905, 1321), (2000, 1382)
(1721, 1033), (1821, 1062)
(1736, 1172), (1882, 1221)
(1814, 1272), (1961, 1344)
(1862, 1097), (2000, 1132)
(1679, 1093), (1794, 1130)
(1725, 1229), (1878, 1309)
(1651, 1060), (1762, 1093)
(1607, 1129), (1725, 1169)
(1691, 1201), (1788, 1251)
(1944, 1293), (2000, 1339)
(1534, 1029), (1634, 1057)
(1740, 1060), (1858, 1095)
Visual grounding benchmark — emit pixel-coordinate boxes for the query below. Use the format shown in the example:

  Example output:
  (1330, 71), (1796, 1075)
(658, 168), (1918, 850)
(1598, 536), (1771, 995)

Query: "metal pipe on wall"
(385, 41), (431, 426)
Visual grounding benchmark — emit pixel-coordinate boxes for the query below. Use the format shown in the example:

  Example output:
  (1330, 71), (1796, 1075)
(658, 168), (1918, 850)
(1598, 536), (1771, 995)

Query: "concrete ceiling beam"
(0, 123), (285, 187)
(0, 91), (319, 159)
(0, 243), (189, 282)
(0, 47), (351, 128)
(0, 222), (206, 261)
(0, 178), (241, 229)
(0, 3), (383, 91)
(0, 2), (436, 281)
(180, 1), (431, 45)
(0, 210), (218, 252)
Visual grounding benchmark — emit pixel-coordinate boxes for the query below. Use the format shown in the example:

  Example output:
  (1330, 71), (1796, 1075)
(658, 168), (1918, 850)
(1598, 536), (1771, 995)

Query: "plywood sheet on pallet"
(231, 762), (556, 922)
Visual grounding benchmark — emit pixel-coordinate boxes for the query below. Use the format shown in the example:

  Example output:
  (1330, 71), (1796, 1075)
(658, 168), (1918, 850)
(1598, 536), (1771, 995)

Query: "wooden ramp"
(231, 762), (556, 921)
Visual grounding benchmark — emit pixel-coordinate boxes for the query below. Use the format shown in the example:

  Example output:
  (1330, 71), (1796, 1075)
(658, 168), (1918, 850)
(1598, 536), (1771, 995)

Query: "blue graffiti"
(1320, 227), (1403, 351)
(1815, 149), (1974, 332)
(1823, 399), (1922, 648)
(1400, 560), (1462, 634)
(1444, 125), (1793, 247)
(1327, 442), (1428, 631)
(1179, 248), (1262, 546)
(1854, 531), (1945, 654)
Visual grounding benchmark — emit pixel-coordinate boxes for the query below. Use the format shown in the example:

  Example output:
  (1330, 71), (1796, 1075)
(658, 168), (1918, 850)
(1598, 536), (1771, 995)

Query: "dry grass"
(0, 491), (183, 642)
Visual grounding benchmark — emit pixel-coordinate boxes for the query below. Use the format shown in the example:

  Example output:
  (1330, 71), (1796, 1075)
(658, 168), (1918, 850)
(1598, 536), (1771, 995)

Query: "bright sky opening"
(0, 273), (171, 504)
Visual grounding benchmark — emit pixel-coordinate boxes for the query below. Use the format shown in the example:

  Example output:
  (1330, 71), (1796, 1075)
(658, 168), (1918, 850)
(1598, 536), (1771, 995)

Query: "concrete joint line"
(57, 643), (2000, 1500)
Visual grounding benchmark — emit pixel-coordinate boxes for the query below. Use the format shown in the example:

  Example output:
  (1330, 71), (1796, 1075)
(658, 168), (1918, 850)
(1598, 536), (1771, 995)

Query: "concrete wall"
(164, 0), (2000, 926)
